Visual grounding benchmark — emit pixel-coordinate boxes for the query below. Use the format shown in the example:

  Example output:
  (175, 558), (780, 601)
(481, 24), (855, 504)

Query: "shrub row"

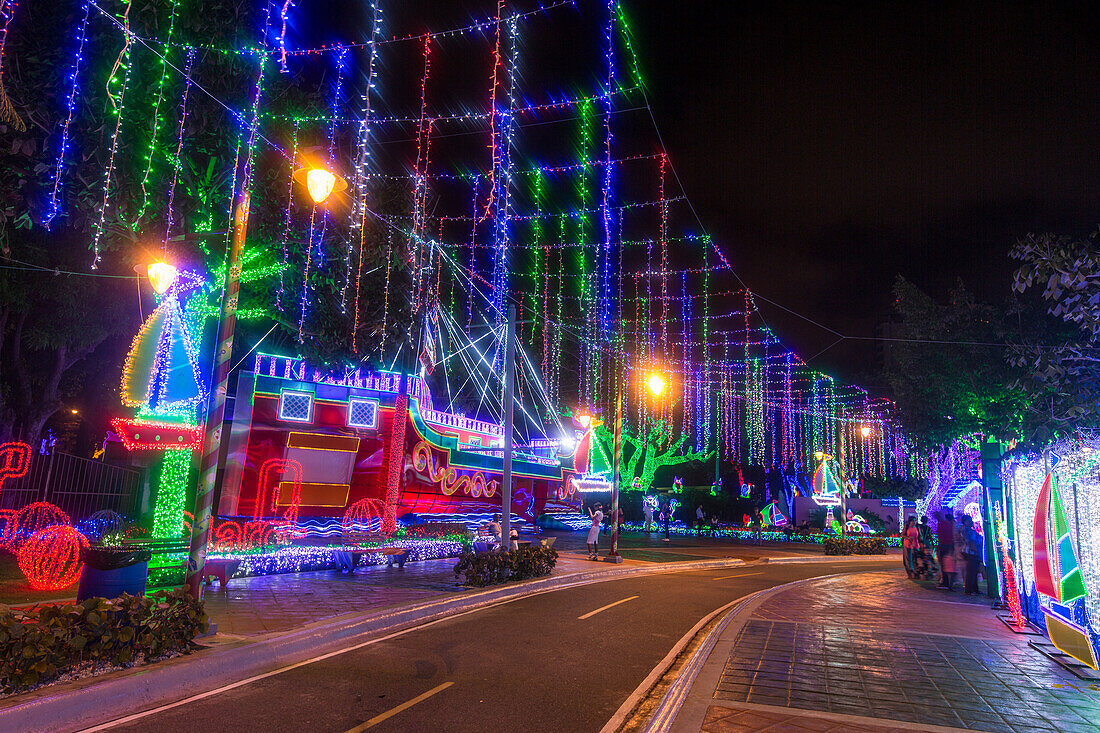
(0, 587), (207, 693)
(823, 536), (888, 556)
(453, 545), (558, 587)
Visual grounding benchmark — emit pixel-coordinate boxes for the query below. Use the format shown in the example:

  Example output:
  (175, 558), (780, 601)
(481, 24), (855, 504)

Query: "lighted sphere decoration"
(343, 498), (385, 534)
(14, 501), (70, 547)
(17, 525), (88, 590)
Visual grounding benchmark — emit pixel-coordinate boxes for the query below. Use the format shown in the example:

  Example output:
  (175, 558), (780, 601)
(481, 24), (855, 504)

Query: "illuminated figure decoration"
(844, 508), (870, 534)
(113, 265), (207, 538)
(643, 495), (658, 530)
(824, 507), (841, 534)
(740, 483), (752, 498)
(761, 500), (788, 527)
(812, 452), (843, 506)
(1032, 468), (1095, 668)
(672, 476), (683, 493)
(562, 413), (612, 493)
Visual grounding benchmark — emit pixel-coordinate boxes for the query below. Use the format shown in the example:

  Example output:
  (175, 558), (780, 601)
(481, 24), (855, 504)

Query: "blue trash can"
(77, 546), (152, 601)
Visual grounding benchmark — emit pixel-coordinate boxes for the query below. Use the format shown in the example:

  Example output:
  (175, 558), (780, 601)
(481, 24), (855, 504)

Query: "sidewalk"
(671, 569), (1100, 733)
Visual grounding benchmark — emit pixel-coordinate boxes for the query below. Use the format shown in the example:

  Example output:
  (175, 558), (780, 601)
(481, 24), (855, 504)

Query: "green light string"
(136, 0), (181, 224)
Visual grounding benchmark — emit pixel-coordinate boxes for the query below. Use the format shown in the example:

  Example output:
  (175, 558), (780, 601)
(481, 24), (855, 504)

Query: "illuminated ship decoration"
(812, 453), (842, 506)
(1034, 469), (1096, 668)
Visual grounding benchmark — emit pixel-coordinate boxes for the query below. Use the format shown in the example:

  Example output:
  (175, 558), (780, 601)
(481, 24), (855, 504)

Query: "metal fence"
(0, 451), (143, 520)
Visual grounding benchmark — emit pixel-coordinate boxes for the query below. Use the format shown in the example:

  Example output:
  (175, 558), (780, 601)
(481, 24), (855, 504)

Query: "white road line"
(713, 572), (764, 580)
(345, 681), (454, 732)
(578, 595), (639, 620)
(78, 599), (516, 732)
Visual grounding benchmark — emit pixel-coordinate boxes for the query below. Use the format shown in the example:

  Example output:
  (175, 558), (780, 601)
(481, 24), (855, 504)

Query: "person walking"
(662, 499), (671, 542)
(937, 513), (956, 589)
(960, 515), (982, 595)
(586, 503), (604, 560)
(696, 504), (705, 528)
(643, 499), (655, 532)
(902, 516), (920, 578)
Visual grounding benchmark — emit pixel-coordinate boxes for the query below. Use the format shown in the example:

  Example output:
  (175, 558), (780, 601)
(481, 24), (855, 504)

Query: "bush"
(823, 535), (888, 555)
(823, 536), (856, 555)
(453, 546), (558, 587)
(854, 536), (887, 555)
(0, 587), (207, 693)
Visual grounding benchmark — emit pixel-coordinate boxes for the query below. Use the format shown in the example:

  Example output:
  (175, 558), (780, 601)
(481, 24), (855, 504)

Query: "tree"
(884, 276), (1030, 450)
(1009, 231), (1100, 440)
(594, 419), (713, 493)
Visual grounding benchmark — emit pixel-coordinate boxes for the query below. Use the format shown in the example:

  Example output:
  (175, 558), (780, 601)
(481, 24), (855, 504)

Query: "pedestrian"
(937, 513), (956, 589)
(752, 508), (763, 545)
(960, 515), (982, 595)
(643, 499), (655, 532)
(902, 516), (920, 578)
(483, 514), (502, 548)
(662, 500), (671, 542)
(696, 504), (705, 528)
(586, 503), (604, 559)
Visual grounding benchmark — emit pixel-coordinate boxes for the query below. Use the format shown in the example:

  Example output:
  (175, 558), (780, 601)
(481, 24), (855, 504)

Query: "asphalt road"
(95, 559), (888, 733)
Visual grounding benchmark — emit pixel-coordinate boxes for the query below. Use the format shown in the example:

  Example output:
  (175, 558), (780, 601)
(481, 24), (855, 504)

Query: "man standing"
(696, 504), (705, 528)
(936, 513), (955, 589)
(960, 515), (983, 595)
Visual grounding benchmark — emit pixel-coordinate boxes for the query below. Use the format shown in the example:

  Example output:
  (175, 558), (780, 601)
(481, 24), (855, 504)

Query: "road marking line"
(345, 681), (454, 732)
(713, 572), (764, 580)
(578, 595), (639, 619)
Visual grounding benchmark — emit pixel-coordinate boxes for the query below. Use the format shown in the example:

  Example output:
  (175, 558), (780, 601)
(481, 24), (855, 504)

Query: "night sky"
(628, 0), (1100, 385)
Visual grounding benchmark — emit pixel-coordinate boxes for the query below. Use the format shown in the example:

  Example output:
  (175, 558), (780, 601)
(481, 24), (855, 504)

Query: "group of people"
(901, 512), (984, 595)
(479, 514), (519, 550)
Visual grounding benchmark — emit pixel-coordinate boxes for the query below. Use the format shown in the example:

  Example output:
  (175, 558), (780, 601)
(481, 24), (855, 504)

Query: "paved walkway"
(682, 570), (1100, 733)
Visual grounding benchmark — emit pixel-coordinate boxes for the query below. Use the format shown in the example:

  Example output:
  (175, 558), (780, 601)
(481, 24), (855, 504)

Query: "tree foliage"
(594, 419), (712, 493)
(1008, 231), (1100, 440)
(884, 276), (1030, 451)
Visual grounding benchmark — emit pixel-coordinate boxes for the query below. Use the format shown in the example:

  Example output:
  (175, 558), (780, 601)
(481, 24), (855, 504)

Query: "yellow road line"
(578, 595), (639, 620)
(713, 572), (764, 580)
(345, 681), (454, 732)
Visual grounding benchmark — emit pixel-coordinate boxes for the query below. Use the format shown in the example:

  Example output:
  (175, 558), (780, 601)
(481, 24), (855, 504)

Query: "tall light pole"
(185, 164), (343, 597)
(501, 305), (516, 551)
(606, 369), (667, 562)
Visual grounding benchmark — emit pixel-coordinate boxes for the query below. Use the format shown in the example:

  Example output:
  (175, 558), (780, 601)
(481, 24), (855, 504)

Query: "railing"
(0, 451), (142, 521)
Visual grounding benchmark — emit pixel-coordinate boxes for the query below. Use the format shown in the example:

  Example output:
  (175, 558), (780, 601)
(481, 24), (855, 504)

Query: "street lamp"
(146, 262), (179, 294)
(293, 164), (347, 205)
(606, 369), (671, 563)
(860, 425), (872, 439)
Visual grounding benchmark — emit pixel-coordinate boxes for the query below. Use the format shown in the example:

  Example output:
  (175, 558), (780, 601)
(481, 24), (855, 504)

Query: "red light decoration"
(0, 441), (30, 495)
(343, 498), (385, 534)
(256, 458), (303, 522)
(16, 502), (70, 545)
(18, 525), (88, 590)
(111, 417), (203, 451)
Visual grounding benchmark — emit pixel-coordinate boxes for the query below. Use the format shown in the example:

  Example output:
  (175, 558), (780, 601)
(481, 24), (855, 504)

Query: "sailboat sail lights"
(1033, 469), (1096, 668)
(812, 455), (842, 506)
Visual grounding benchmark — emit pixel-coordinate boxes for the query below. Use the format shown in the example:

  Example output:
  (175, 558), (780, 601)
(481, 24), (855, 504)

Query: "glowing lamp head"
(646, 373), (667, 397)
(814, 451), (824, 461)
(576, 414), (592, 429)
(306, 168), (337, 204)
(147, 262), (179, 295)
(859, 425), (872, 438)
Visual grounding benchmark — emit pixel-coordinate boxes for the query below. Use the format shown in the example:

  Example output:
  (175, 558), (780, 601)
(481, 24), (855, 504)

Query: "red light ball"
(18, 525), (88, 591)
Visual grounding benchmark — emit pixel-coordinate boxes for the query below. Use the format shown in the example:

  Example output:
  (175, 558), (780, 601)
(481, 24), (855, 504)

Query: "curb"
(0, 555), (755, 733)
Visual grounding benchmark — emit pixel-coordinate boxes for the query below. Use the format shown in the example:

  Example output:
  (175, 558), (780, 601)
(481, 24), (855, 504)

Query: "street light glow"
(860, 425), (872, 438)
(306, 168), (337, 204)
(646, 373), (666, 396)
(146, 262), (179, 295)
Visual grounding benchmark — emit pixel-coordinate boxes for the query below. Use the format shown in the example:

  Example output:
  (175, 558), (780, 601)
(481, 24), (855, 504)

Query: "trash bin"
(77, 546), (152, 600)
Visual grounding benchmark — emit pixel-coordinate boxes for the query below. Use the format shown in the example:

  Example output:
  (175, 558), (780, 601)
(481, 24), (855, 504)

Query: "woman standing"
(586, 503), (604, 560)
(937, 513), (956, 589)
(902, 516), (920, 578)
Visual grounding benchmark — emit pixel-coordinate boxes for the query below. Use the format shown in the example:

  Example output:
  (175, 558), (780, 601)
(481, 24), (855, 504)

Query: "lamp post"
(606, 369), (667, 562)
(185, 164), (344, 597)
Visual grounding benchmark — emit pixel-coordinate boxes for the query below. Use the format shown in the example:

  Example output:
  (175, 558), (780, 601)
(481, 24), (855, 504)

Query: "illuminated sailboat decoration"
(1034, 466), (1096, 668)
(812, 452), (842, 506)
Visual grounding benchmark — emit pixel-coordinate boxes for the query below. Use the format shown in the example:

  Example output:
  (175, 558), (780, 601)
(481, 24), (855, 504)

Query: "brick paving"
(705, 571), (1100, 733)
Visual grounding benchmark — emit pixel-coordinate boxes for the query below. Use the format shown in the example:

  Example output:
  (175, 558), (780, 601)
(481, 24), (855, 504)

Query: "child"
(587, 503), (604, 559)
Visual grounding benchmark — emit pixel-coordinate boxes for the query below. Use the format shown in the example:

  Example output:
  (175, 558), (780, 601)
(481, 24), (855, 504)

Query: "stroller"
(911, 543), (939, 581)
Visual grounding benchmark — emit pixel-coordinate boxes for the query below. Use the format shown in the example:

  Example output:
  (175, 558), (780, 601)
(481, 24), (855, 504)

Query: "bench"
(121, 539), (241, 587)
(201, 558), (241, 588)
